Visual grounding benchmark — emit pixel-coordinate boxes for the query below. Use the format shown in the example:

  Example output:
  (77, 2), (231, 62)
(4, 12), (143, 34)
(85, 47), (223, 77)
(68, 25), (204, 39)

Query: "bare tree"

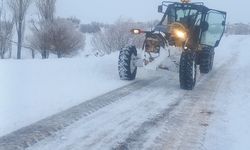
(91, 19), (145, 55)
(36, 0), (56, 22)
(0, 20), (14, 59)
(67, 16), (80, 29)
(28, 0), (56, 58)
(8, 0), (32, 59)
(0, 0), (14, 59)
(29, 20), (51, 58)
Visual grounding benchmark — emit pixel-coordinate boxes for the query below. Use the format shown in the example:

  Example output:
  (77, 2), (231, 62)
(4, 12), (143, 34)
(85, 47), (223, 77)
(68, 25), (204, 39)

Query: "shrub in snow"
(49, 18), (85, 58)
(29, 18), (85, 58)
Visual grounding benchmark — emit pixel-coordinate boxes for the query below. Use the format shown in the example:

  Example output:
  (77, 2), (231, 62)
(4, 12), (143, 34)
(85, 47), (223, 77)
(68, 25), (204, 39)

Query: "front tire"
(118, 46), (137, 80)
(179, 51), (197, 90)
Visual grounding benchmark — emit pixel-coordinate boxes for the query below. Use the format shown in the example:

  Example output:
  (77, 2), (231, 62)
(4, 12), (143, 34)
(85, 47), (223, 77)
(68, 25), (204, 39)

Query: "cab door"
(200, 10), (226, 48)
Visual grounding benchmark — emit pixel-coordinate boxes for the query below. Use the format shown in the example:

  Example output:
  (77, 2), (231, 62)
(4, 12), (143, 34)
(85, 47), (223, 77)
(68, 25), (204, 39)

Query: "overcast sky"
(54, 0), (250, 23)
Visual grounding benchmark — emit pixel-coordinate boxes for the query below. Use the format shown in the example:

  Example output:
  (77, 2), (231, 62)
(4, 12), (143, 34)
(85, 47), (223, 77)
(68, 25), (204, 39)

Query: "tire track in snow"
(113, 57), (236, 150)
(0, 77), (161, 150)
(153, 56), (238, 150)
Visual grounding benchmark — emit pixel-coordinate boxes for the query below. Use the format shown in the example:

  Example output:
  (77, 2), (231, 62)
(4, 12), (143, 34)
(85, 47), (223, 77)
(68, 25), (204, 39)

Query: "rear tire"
(210, 49), (215, 71)
(118, 46), (137, 80)
(179, 51), (197, 90)
(199, 48), (214, 73)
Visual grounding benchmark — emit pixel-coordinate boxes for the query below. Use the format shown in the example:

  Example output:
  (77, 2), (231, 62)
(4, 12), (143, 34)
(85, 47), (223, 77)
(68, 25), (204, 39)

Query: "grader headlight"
(170, 22), (188, 42)
(174, 29), (187, 40)
(130, 29), (143, 34)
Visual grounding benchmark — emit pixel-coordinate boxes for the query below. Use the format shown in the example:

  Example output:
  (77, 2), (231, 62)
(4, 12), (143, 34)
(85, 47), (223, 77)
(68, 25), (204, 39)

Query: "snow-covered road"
(203, 37), (250, 150)
(27, 36), (250, 150)
(1, 35), (250, 150)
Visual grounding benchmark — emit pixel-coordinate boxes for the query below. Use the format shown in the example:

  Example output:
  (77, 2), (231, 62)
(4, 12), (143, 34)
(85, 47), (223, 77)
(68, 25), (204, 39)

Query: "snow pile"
(139, 47), (181, 72)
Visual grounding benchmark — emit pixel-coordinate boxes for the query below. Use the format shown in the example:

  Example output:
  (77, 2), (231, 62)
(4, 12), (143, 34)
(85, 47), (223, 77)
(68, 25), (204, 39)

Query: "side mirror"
(158, 5), (163, 13)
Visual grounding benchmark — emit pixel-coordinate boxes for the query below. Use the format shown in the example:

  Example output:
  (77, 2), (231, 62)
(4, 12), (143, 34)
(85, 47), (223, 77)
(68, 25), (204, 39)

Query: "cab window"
(201, 10), (226, 47)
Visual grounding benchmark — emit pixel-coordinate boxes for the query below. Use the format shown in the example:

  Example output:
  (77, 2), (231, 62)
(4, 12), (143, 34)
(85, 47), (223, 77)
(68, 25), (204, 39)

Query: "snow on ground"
(1, 35), (250, 150)
(27, 75), (183, 150)
(26, 35), (250, 150)
(0, 53), (132, 137)
(204, 35), (250, 150)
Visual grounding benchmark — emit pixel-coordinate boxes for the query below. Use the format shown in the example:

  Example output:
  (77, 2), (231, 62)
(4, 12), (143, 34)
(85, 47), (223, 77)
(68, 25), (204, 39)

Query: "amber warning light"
(181, 0), (190, 3)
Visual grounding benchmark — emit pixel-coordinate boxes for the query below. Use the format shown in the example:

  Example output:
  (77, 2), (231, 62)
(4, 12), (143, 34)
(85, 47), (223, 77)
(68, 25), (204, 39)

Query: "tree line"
(0, 0), (85, 59)
(1, 0), (248, 59)
(225, 23), (250, 35)
(0, 0), (159, 59)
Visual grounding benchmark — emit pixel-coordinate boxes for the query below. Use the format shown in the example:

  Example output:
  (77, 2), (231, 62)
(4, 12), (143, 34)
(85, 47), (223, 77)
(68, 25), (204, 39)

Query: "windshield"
(176, 9), (198, 22)
(156, 7), (201, 33)
(160, 6), (201, 28)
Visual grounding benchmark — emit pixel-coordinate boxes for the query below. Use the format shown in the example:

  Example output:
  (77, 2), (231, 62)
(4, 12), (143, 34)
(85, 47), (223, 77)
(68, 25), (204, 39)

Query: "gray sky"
(56, 0), (250, 24)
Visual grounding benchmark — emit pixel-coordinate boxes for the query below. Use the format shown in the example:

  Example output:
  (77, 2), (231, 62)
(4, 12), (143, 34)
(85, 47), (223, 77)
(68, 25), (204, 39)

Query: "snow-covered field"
(0, 53), (131, 137)
(1, 35), (250, 150)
